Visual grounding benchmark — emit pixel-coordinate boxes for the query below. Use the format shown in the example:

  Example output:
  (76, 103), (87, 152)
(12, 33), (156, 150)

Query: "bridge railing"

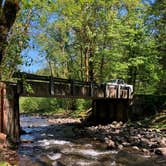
(13, 72), (102, 98)
(13, 72), (132, 99)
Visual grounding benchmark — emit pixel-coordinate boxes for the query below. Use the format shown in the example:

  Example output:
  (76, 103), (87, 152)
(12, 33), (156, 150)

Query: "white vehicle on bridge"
(105, 79), (133, 98)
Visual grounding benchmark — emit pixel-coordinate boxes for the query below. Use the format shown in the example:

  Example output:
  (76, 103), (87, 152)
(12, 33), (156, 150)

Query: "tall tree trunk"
(80, 45), (83, 81)
(128, 66), (137, 89)
(100, 42), (106, 83)
(0, 0), (20, 77)
(89, 48), (94, 82)
(84, 47), (89, 82)
(100, 53), (104, 83)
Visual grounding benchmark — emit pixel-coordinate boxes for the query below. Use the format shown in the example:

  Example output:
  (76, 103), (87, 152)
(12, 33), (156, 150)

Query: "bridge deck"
(13, 72), (132, 99)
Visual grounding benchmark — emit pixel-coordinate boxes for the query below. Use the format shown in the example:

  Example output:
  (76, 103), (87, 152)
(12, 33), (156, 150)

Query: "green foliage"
(132, 111), (166, 130)
(75, 99), (91, 111)
(1, 0), (55, 80)
(20, 97), (91, 116)
(148, 0), (166, 94)
(1, 3), (31, 80)
(20, 97), (39, 113)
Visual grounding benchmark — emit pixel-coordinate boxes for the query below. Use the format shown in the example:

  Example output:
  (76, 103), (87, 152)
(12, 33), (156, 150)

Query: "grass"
(130, 110), (166, 130)
(68, 108), (91, 118)
(150, 111), (166, 130)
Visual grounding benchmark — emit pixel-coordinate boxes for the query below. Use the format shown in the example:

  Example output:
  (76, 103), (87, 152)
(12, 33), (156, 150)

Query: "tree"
(36, 0), (125, 82)
(148, 0), (166, 94)
(115, 1), (160, 92)
(0, 0), (20, 77)
(1, 7), (32, 80)
(0, 0), (55, 80)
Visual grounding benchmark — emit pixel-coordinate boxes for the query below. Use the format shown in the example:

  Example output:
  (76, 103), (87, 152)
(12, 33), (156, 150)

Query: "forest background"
(0, 0), (165, 115)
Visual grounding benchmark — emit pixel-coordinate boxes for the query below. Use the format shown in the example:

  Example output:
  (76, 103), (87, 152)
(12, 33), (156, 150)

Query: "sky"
(20, 49), (46, 73)
(20, 12), (58, 73)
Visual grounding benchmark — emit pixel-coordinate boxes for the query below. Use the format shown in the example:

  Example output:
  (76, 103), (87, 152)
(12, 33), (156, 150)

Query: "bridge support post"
(88, 99), (129, 124)
(0, 82), (20, 144)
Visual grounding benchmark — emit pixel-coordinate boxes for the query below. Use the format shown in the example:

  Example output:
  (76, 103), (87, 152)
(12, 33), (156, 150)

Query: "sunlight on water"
(47, 153), (62, 160)
(38, 139), (71, 146)
(62, 148), (117, 157)
(75, 161), (100, 166)
(20, 134), (34, 141)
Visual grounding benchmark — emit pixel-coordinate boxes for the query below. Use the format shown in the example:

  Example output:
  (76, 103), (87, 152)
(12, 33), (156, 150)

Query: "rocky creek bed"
(83, 121), (166, 155)
(0, 115), (166, 165)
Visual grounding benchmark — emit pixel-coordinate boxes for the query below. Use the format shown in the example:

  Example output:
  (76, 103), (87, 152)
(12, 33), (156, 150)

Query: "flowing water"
(18, 115), (166, 166)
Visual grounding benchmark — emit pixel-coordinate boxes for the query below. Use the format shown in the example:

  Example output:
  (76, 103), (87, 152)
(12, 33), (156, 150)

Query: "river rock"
(114, 136), (123, 143)
(114, 129), (120, 134)
(116, 149), (147, 165)
(122, 142), (130, 147)
(118, 144), (123, 150)
(112, 121), (117, 125)
(132, 146), (139, 150)
(105, 139), (115, 149)
(115, 123), (121, 129)
(155, 148), (166, 156)
(142, 148), (150, 155)
(150, 143), (159, 149)
(161, 138), (166, 147)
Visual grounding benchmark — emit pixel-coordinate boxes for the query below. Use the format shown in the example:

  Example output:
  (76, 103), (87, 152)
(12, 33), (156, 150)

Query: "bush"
(20, 97), (92, 115)
(20, 97), (39, 113)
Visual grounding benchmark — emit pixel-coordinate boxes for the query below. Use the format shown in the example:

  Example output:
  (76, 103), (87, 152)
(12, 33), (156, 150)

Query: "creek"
(18, 115), (166, 166)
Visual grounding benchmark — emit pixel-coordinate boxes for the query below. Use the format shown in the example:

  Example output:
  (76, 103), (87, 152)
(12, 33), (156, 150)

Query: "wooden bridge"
(0, 72), (133, 145)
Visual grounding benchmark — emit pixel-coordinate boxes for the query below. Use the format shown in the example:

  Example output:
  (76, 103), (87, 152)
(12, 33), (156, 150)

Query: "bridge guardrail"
(13, 72), (132, 99)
